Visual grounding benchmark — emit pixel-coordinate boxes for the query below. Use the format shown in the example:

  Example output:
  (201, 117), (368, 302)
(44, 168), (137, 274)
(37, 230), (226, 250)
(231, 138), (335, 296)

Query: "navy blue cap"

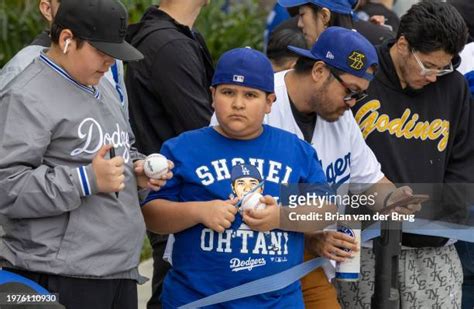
(212, 48), (275, 93)
(231, 164), (263, 182)
(288, 26), (378, 80)
(278, 0), (353, 15)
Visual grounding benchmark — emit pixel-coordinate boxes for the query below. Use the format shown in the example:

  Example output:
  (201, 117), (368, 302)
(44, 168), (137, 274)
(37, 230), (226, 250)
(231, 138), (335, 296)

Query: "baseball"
(144, 153), (169, 179)
(241, 192), (266, 211)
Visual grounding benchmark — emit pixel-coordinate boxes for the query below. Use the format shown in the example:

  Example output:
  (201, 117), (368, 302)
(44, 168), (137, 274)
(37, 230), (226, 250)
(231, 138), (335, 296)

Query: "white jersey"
(266, 70), (385, 280)
(458, 42), (474, 75)
(267, 70), (384, 194)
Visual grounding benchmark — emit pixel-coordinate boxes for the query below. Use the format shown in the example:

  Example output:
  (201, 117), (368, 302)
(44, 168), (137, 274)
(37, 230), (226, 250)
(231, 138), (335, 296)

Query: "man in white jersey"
(264, 26), (419, 308)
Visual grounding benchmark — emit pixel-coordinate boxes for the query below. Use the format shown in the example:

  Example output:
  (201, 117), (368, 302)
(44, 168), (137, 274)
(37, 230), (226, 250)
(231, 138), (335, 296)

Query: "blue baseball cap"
(288, 26), (378, 80)
(277, 0), (353, 15)
(212, 47), (274, 93)
(231, 164), (263, 183)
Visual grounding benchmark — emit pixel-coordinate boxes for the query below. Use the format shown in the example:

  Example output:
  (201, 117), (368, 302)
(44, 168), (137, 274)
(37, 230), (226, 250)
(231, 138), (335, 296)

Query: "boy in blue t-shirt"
(141, 47), (333, 308)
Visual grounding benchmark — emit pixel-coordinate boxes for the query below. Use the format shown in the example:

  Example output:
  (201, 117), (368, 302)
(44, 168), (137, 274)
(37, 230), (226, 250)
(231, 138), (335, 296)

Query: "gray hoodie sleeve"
(0, 91), (98, 219)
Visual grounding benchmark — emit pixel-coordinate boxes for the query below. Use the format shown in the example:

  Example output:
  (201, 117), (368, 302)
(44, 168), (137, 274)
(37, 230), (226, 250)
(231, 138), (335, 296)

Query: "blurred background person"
(356, 0), (400, 33)
(266, 17), (306, 71)
(125, 1), (214, 308)
(277, 0), (394, 47)
(0, 0), (60, 89)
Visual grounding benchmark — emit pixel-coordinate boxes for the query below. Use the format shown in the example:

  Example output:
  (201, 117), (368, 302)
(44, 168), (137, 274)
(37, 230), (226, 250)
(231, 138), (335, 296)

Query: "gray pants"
(336, 245), (463, 309)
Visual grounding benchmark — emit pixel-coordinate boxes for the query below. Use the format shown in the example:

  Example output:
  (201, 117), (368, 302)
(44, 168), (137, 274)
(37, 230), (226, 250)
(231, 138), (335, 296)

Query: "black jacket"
(125, 6), (214, 155)
(352, 41), (474, 247)
(353, 19), (395, 46)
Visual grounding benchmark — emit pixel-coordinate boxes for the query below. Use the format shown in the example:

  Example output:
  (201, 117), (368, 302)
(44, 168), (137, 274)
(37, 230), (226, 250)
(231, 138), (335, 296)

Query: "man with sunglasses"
(263, 26), (420, 308)
(342, 1), (474, 308)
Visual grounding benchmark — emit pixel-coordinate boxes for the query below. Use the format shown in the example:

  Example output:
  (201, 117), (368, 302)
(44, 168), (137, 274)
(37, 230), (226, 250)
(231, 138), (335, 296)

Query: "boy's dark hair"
(266, 17), (306, 67)
(397, 0), (468, 55)
(50, 22), (84, 48)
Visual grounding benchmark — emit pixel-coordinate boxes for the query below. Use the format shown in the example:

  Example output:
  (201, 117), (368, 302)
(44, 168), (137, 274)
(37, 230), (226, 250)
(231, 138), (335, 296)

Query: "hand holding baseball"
(92, 144), (125, 193)
(242, 195), (279, 232)
(134, 156), (174, 191)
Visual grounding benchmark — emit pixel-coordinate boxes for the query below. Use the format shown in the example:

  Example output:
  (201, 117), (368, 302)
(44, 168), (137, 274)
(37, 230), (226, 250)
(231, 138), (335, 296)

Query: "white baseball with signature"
(241, 192), (266, 211)
(144, 154), (168, 179)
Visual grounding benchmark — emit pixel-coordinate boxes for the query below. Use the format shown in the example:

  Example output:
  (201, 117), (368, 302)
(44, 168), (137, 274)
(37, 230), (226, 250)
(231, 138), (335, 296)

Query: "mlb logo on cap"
(233, 75), (245, 83)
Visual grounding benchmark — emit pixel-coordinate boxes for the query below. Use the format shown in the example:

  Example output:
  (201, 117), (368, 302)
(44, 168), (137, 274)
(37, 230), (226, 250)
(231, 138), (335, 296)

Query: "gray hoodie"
(0, 53), (146, 281)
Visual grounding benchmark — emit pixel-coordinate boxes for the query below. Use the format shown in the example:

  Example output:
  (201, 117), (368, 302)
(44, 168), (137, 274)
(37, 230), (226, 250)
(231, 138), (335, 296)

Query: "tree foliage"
(0, 0), (266, 67)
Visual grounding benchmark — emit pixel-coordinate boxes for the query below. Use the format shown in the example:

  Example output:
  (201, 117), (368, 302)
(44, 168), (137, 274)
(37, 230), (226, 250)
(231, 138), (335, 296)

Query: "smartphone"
(382, 194), (430, 213)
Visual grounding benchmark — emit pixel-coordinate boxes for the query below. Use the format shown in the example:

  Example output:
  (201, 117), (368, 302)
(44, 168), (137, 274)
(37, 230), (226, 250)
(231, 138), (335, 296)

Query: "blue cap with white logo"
(288, 26), (378, 80)
(212, 47), (275, 93)
(231, 164), (263, 183)
(277, 0), (353, 15)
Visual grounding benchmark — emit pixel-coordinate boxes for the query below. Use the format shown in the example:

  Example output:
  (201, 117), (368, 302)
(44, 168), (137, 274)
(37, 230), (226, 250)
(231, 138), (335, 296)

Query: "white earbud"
(63, 39), (71, 54)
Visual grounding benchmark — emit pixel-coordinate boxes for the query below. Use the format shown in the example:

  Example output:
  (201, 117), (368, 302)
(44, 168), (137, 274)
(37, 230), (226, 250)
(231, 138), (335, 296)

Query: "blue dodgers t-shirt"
(145, 125), (328, 308)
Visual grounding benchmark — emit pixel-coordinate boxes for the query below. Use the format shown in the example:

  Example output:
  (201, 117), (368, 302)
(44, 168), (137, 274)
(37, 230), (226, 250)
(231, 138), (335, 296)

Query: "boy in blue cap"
(141, 47), (334, 308)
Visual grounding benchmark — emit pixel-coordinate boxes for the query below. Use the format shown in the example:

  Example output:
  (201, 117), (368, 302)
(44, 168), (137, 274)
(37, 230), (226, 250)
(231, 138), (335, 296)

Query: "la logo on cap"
(326, 51), (335, 60)
(233, 75), (245, 83)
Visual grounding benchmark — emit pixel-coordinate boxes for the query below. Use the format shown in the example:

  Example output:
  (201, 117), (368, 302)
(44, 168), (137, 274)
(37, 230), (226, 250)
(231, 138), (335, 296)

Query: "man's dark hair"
(293, 57), (346, 77)
(397, 0), (468, 55)
(266, 17), (306, 67)
(50, 22), (84, 48)
(293, 56), (317, 75)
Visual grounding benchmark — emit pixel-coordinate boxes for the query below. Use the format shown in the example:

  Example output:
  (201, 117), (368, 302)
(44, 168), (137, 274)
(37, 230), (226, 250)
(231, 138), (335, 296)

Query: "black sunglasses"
(330, 69), (368, 103)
